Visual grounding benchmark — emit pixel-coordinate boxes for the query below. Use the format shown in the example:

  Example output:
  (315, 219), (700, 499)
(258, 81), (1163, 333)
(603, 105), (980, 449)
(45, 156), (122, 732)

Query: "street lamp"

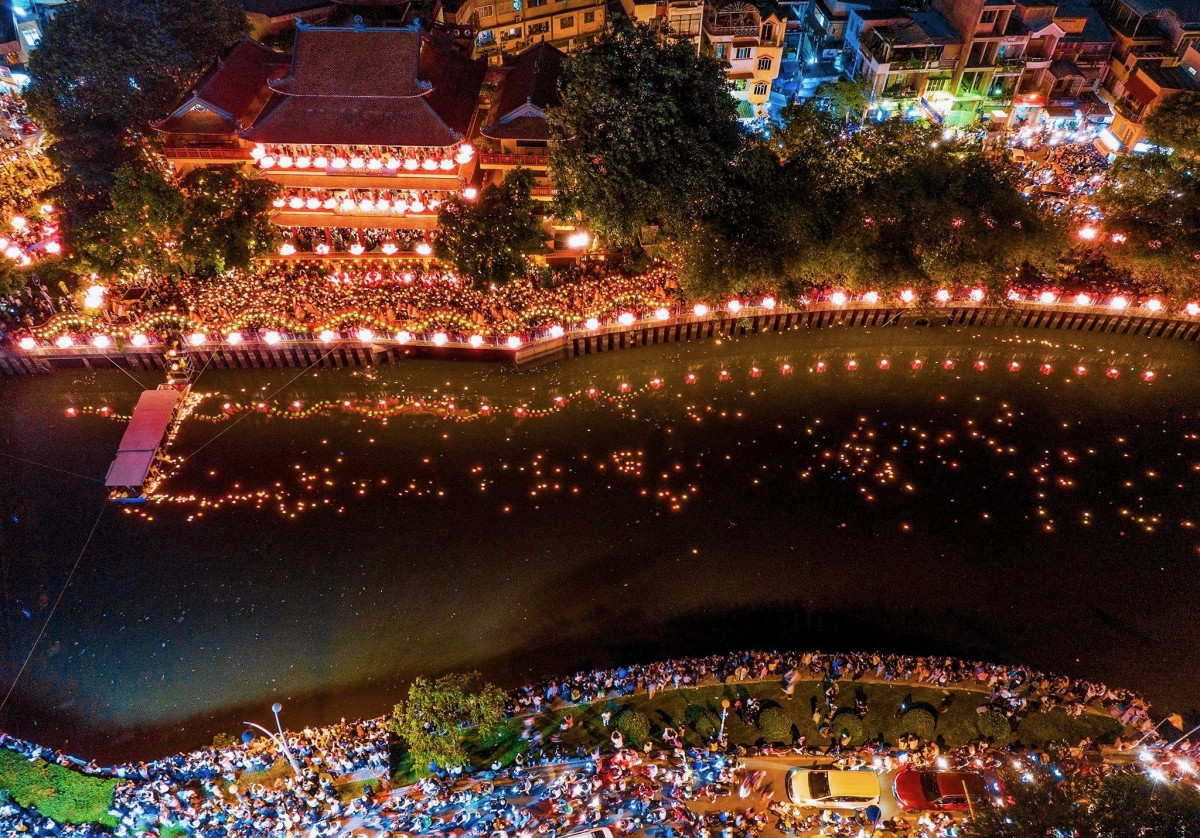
(718, 699), (731, 740)
(243, 702), (302, 777)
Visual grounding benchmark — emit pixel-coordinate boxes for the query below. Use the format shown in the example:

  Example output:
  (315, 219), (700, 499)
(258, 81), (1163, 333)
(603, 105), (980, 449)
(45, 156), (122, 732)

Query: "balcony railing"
(479, 152), (550, 168)
(531, 185), (557, 198)
(161, 147), (250, 161)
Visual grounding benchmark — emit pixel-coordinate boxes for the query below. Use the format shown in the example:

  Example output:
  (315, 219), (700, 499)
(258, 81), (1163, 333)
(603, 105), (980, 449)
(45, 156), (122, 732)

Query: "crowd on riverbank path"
(0, 650), (1182, 838)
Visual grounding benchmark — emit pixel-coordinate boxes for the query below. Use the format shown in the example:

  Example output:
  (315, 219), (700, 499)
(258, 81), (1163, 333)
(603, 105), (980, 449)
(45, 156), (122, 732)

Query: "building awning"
(736, 100), (754, 118)
(105, 450), (156, 489)
(1047, 105), (1078, 118)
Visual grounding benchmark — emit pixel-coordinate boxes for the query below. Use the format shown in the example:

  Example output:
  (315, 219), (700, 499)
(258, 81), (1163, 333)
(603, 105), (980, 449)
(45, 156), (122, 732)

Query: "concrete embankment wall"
(4, 303), (1200, 377)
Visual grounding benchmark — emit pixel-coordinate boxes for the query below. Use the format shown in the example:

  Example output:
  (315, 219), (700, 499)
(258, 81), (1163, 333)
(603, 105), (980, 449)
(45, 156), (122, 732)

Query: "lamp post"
(244, 702), (302, 777)
(718, 699), (731, 740)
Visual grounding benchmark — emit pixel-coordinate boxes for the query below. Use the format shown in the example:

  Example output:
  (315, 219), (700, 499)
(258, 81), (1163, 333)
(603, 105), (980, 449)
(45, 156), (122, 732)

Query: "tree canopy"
(387, 673), (506, 772)
(548, 20), (742, 248)
(1095, 151), (1200, 297)
(436, 168), (546, 288)
(75, 162), (276, 279)
(25, 0), (246, 217)
(674, 102), (1057, 300)
(963, 768), (1200, 838)
(1144, 90), (1200, 157)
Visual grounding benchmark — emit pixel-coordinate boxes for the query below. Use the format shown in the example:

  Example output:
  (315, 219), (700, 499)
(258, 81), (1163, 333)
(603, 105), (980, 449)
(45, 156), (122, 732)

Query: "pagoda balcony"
(161, 146), (252, 162)
(479, 152), (550, 169)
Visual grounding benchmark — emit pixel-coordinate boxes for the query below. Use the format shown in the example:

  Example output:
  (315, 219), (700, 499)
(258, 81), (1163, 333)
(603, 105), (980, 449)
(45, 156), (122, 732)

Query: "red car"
(892, 768), (987, 811)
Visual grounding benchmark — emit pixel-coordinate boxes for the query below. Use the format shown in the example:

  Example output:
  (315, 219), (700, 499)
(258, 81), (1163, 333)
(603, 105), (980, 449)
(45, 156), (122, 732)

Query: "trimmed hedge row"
(0, 747), (117, 827)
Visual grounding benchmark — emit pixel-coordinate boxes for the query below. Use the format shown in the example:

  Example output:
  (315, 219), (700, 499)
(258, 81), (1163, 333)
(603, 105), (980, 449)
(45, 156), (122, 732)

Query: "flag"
(1167, 713), (1185, 732)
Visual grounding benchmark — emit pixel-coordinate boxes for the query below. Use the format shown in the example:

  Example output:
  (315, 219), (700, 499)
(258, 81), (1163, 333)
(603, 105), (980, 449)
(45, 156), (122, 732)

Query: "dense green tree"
(435, 168), (546, 287)
(1144, 90), (1200, 157)
(548, 20), (742, 248)
(76, 162), (276, 279)
(25, 0), (246, 217)
(815, 78), (871, 123)
(387, 673), (506, 772)
(178, 166), (278, 276)
(964, 770), (1200, 838)
(1095, 151), (1200, 297)
(962, 767), (1097, 838)
(76, 163), (186, 279)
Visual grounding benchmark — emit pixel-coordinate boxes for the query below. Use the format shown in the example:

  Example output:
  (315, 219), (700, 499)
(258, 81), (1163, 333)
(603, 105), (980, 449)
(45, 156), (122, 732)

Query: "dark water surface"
(2, 325), (1199, 762)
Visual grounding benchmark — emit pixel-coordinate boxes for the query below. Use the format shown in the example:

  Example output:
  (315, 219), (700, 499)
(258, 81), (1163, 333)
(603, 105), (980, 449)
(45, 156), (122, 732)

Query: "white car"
(786, 768), (881, 810)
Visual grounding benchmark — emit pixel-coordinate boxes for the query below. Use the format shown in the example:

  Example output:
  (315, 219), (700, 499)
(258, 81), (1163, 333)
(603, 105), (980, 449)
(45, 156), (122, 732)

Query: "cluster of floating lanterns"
(252, 144), (475, 172)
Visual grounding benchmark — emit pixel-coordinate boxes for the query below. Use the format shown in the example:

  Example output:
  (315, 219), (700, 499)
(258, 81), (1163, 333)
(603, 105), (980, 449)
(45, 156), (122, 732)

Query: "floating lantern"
(507, 335), (522, 349)
(226, 331), (242, 345)
(549, 325), (565, 338)
(900, 289), (915, 303)
(1039, 291), (1055, 304)
(1075, 293), (1091, 305)
(1075, 365), (1087, 376)
(727, 300), (742, 313)
(315, 243), (331, 255)
(250, 145), (265, 160)
(469, 334), (484, 347)
(395, 331), (411, 344)
(969, 288), (984, 302)
(1187, 303), (1200, 316)
(331, 157), (348, 170)
(18, 336), (35, 350)
(349, 244), (365, 255)
(830, 291), (847, 305)
(1110, 296), (1128, 309)
(415, 242), (432, 256)
(421, 158), (438, 171)
(432, 332), (448, 346)
(264, 330), (281, 345)
(306, 197), (321, 210)
(911, 358), (923, 369)
(349, 156), (365, 169)
(313, 156), (329, 168)
(45, 241), (61, 254)
(356, 328), (373, 342)
(55, 335), (72, 348)
(780, 363), (793, 374)
(585, 317), (600, 330)
(693, 303), (709, 317)
(462, 187), (478, 200)
(1143, 370), (1155, 381)
(762, 296), (776, 309)
(439, 158), (455, 170)
(879, 358), (889, 370)
(259, 156), (275, 169)
(188, 332), (206, 346)
(403, 158), (420, 171)
(279, 243), (296, 256)
(92, 334), (110, 349)
(815, 361), (827, 373)
(1107, 368), (1119, 379)
(1040, 363), (1053, 375)
(367, 158), (382, 171)
(409, 200), (425, 213)
(289, 197), (304, 209)
(655, 307), (670, 320)
(974, 359), (986, 371)
(943, 358), (955, 369)
(935, 289), (951, 303)
(1009, 361), (1020, 372)
(618, 312), (635, 326)
(131, 333), (148, 347)
(381, 242), (398, 255)
(1146, 298), (1162, 312)
(277, 155), (293, 168)
(863, 291), (879, 304)
(296, 156), (311, 169)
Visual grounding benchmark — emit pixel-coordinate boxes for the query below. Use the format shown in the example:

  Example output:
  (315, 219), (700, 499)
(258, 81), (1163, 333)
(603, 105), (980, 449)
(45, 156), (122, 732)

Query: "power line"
(0, 496), (106, 717)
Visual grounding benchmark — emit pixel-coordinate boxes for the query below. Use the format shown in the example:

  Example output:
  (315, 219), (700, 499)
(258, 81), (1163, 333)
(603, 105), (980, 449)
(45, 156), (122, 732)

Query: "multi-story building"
(1093, 0), (1200, 148)
(1005, 2), (1114, 123)
(155, 23), (486, 257)
(1105, 39), (1199, 148)
(241, 0), (337, 40)
(450, 0), (611, 64)
(705, 0), (786, 116)
(799, 0), (873, 77)
(929, 0), (1031, 125)
(843, 7), (961, 119)
(625, 0), (706, 51)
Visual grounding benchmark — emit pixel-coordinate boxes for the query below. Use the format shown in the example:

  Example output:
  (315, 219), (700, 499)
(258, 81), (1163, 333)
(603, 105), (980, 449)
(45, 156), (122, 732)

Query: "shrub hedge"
(0, 747), (117, 827)
(899, 708), (937, 742)
(757, 706), (792, 743)
(616, 710), (651, 745)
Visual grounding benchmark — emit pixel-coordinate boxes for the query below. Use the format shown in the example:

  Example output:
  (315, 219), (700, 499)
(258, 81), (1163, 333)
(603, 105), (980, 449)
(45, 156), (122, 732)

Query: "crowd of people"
(0, 649), (1174, 838)
(1007, 125), (1110, 222)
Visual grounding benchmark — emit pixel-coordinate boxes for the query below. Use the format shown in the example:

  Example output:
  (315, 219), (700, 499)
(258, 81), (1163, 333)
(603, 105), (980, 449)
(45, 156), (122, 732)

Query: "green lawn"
(427, 679), (1122, 783)
(0, 746), (118, 827)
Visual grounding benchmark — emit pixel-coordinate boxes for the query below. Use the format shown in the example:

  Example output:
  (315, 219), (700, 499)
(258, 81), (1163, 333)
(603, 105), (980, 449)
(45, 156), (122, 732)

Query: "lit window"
(757, 56), (772, 70)
(583, 10), (595, 22)
(560, 14), (574, 27)
(754, 81), (769, 96)
(735, 46), (752, 59)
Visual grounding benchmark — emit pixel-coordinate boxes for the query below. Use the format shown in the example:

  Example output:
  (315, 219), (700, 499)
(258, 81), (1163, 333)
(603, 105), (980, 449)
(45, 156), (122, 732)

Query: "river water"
(2, 324), (1198, 762)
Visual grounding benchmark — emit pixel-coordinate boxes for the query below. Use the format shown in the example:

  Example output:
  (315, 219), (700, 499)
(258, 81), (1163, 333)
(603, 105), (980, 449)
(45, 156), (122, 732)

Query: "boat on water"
(105, 344), (194, 503)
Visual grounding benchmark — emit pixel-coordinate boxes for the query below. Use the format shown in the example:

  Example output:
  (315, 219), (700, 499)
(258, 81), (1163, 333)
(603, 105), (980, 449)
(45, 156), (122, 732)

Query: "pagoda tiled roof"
(154, 38), (289, 136)
(240, 23), (484, 148)
(481, 42), (564, 142)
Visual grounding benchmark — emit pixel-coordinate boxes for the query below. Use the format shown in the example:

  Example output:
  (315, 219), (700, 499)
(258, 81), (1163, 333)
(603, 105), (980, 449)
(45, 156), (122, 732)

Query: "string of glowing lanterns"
(22, 284), (1200, 352)
(251, 142), (475, 173)
(64, 351), (1160, 425)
